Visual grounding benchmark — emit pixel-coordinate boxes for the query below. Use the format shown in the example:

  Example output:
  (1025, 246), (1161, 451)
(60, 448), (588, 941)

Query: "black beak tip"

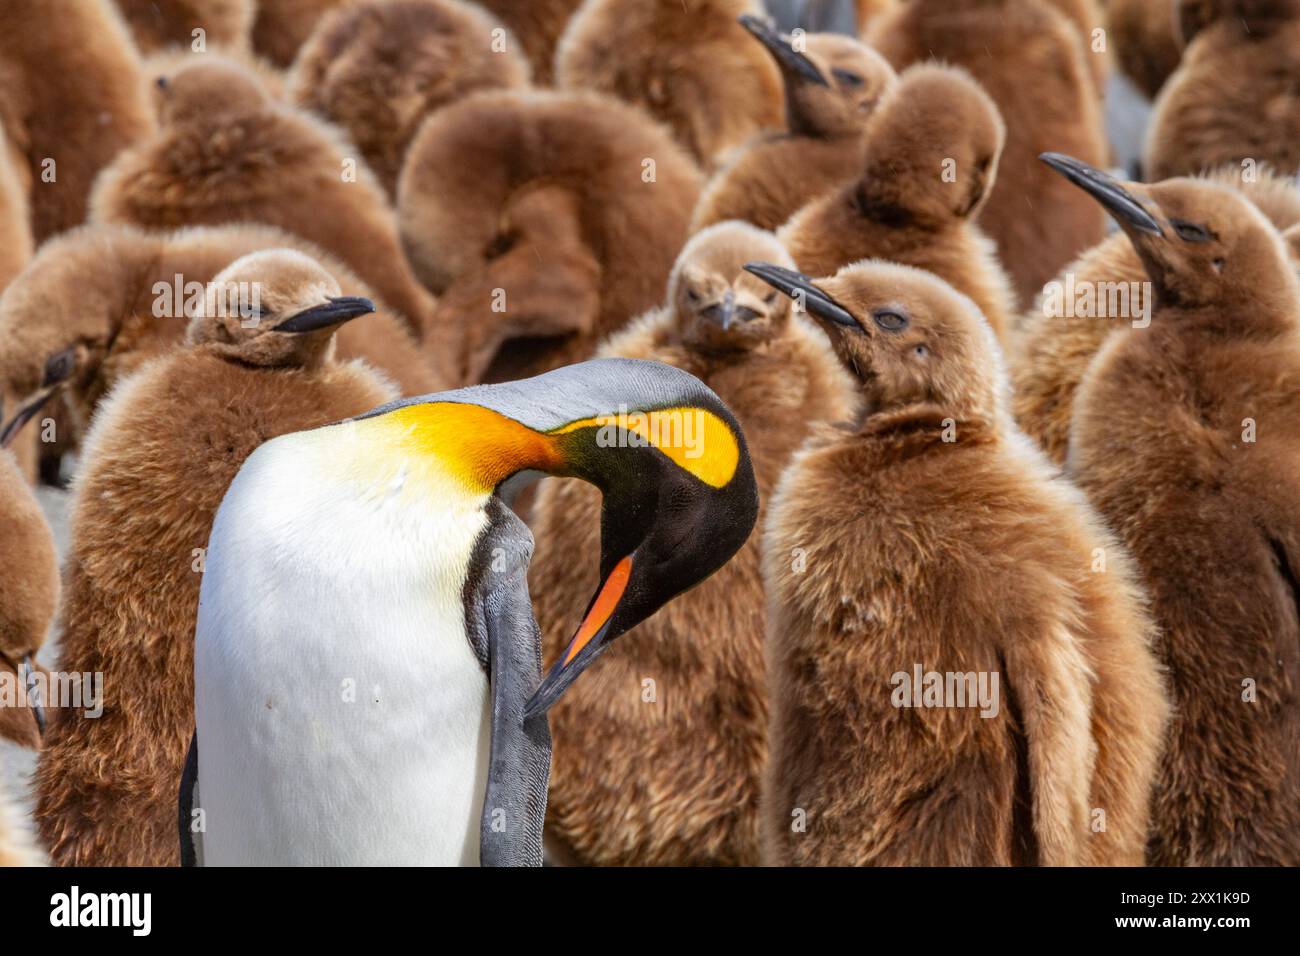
(1038, 152), (1165, 238)
(275, 296), (376, 334)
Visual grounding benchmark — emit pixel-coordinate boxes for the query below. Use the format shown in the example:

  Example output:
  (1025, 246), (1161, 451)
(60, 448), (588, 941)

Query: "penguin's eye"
(42, 348), (77, 386)
(1170, 219), (1212, 243)
(833, 68), (864, 88)
(764, 291), (777, 305)
(872, 308), (909, 332)
(686, 288), (701, 304)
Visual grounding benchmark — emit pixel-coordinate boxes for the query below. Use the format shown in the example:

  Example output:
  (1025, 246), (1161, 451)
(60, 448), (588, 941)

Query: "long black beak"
(0, 386), (60, 449)
(1040, 152), (1165, 237)
(702, 290), (738, 330)
(744, 262), (858, 328)
(523, 618), (612, 720)
(274, 296), (375, 334)
(739, 14), (828, 86)
(22, 655), (45, 736)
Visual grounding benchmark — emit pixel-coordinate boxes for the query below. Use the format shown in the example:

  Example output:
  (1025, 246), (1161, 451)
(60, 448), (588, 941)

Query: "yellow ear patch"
(550, 406), (740, 489)
(380, 402), (563, 493)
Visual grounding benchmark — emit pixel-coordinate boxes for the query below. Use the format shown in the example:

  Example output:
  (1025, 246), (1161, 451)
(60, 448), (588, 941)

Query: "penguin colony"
(0, 0), (1296, 869)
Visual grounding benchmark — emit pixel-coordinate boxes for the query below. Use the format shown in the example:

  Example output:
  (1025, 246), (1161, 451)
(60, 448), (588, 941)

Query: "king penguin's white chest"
(194, 431), (494, 865)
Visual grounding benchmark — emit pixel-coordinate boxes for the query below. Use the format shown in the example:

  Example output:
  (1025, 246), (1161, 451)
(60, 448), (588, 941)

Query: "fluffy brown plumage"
(1145, 0), (1300, 180)
(113, 0), (255, 53)
(0, 0), (154, 244)
(691, 27), (896, 233)
(33, 249), (398, 867)
(531, 222), (854, 866)
(1012, 166), (1300, 465)
(554, 0), (782, 167)
(756, 259), (1168, 866)
(867, 0), (1109, 307)
(1106, 0), (1183, 100)
(0, 124), (36, 482)
(780, 63), (1016, 344)
(398, 88), (702, 385)
(0, 774), (41, 866)
(250, 0), (355, 68)
(0, 222), (439, 473)
(89, 56), (439, 347)
(289, 0), (531, 199)
(476, 0), (585, 84)
(1057, 166), (1300, 865)
(0, 448), (58, 752)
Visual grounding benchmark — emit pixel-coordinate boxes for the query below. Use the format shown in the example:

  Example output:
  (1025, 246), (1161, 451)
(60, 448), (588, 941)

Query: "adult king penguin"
(181, 359), (759, 866)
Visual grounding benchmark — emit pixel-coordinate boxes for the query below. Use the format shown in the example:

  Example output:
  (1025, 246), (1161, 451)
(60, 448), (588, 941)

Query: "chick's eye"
(832, 68), (864, 88)
(764, 291), (777, 304)
(686, 288), (701, 303)
(1171, 219), (1211, 243)
(873, 308), (909, 332)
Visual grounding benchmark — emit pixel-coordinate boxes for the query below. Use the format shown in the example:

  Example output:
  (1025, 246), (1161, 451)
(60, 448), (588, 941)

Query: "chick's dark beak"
(0, 387), (60, 449)
(739, 13), (828, 86)
(702, 290), (738, 330)
(1039, 152), (1165, 237)
(744, 262), (857, 329)
(275, 296), (376, 334)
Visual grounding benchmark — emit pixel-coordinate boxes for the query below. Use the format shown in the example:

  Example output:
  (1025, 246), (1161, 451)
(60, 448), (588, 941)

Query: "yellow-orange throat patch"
(377, 402), (740, 492)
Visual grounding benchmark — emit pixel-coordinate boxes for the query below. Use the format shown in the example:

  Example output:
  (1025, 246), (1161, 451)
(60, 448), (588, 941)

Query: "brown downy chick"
(0, 0), (154, 244)
(0, 447), (58, 751)
(475, 0), (586, 84)
(530, 222), (855, 866)
(0, 223), (439, 472)
(89, 56), (439, 346)
(554, 0), (783, 168)
(1045, 153), (1300, 865)
(691, 19), (896, 233)
(1106, 0), (1183, 100)
(289, 0), (531, 200)
(113, 0), (255, 54)
(1145, 0), (1300, 180)
(399, 88), (702, 385)
(33, 249), (398, 867)
(780, 64), (1016, 344)
(1013, 165), (1300, 465)
(867, 0), (1109, 307)
(749, 258), (1167, 866)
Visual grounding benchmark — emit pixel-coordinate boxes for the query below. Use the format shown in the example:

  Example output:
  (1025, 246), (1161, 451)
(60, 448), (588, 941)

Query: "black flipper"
(178, 730), (200, 867)
(464, 500), (553, 867)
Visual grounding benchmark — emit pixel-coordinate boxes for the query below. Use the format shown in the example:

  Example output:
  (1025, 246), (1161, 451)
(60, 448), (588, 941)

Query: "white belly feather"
(194, 424), (493, 865)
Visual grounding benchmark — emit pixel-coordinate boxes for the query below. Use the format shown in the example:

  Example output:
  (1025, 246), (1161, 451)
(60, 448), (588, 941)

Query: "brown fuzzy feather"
(780, 63), (1017, 345)
(0, 222), (440, 465)
(691, 34), (896, 233)
(33, 253), (398, 867)
(867, 0), (1109, 308)
(0, 0), (155, 244)
(1145, 9), (1300, 179)
(476, 0), (585, 84)
(530, 223), (855, 866)
(88, 55), (439, 349)
(289, 0), (531, 199)
(0, 124), (37, 483)
(113, 0), (255, 54)
(1066, 177), (1300, 865)
(555, 0), (783, 167)
(398, 88), (702, 385)
(1106, 0), (1183, 99)
(0, 449), (59, 751)
(251, 0), (357, 68)
(762, 261), (1167, 866)
(1012, 167), (1300, 465)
